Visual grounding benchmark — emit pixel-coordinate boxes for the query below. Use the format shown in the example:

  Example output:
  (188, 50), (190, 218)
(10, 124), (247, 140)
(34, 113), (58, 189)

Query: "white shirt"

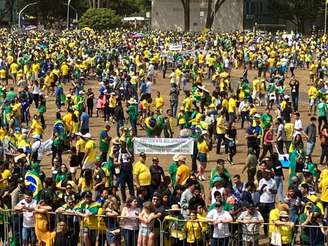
(17, 199), (37, 228)
(258, 178), (277, 203)
(293, 119), (303, 137)
(207, 209), (232, 238)
(31, 140), (44, 161)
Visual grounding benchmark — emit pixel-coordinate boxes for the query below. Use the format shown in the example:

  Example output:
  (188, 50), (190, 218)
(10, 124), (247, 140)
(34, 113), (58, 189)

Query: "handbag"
(270, 231), (282, 246)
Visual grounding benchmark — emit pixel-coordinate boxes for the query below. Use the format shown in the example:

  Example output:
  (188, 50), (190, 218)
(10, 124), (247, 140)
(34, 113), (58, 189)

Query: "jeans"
(119, 170), (135, 202)
(170, 101), (178, 118)
(274, 176), (284, 202)
(291, 94), (298, 111)
(259, 202), (275, 236)
(122, 229), (138, 246)
(320, 145), (328, 165)
(116, 119), (124, 136)
(22, 227), (36, 245)
(306, 142), (315, 156)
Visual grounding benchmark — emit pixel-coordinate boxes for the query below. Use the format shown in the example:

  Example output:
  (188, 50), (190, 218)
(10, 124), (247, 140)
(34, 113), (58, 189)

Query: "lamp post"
(67, 0), (72, 29)
(18, 1), (39, 29)
(64, 3), (78, 23)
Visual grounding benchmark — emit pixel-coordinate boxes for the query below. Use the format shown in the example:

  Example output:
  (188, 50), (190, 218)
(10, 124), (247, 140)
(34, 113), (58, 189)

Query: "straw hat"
(178, 155), (187, 162)
(112, 137), (120, 145)
(173, 154), (180, 162)
(169, 204), (181, 211)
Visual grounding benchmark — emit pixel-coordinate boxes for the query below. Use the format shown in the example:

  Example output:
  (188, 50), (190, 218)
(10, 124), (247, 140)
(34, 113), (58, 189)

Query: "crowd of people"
(0, 28), (326, 246)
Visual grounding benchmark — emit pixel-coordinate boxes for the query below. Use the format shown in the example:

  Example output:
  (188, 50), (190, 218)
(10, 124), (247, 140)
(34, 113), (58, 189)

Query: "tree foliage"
(79, 8), (121, 30)
(270, 0), (324, 33)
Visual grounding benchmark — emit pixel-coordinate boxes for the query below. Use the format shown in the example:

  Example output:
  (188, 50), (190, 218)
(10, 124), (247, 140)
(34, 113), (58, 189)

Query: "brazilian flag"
(25, 172), (43, 199)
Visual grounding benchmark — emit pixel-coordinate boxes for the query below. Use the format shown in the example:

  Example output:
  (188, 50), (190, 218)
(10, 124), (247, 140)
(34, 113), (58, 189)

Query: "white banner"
(169, 43), (183, 51)
(134, 138), (194, 155)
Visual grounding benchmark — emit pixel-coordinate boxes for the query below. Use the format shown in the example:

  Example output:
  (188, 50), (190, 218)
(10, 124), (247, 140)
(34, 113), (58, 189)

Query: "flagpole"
(325, 0), (328, 35)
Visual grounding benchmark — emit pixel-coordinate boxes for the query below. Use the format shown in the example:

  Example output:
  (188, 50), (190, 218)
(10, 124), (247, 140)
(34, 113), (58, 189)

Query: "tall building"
(151, 0), (244, 32)
(151, 0), (322, 33)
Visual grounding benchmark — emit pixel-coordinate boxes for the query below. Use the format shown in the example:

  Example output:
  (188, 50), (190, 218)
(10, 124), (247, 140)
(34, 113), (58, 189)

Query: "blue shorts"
(139, 225), (153, 236)
(197, 153), (207, 163)
(22, 227), (36, 245)
(106, 230), (121, 244)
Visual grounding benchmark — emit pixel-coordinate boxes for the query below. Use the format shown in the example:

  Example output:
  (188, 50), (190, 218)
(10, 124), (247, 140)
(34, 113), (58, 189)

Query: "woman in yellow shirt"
(29, 115), (44, 137)
(155, 91), (164, 110)
(78, 169), (93, 193)
(34, 201), (56, 246)
(197, 135), (210, 181)
(185, 211), (204, 245)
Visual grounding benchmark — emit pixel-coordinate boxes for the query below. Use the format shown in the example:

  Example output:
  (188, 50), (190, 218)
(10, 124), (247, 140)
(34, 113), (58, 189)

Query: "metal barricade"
(2, 209), (328, 246)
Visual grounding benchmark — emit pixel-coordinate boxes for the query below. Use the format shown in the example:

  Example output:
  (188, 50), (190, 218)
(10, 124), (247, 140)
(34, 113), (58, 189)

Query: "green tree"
(271, 0), (324, 33)
(79, 8), (121, 30)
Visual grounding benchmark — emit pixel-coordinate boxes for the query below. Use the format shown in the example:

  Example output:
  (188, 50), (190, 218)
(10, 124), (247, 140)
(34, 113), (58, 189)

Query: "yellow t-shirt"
(319, 177), (328, 202)
(61, 64), (69, 76)
(268, 208), (280, 236)
(185, 221), (202, 243)
(78, 177), (92, 192)
(0, 169), (10, 189)
(228, 98), (236, 113)
(308, 86), (318, 99)
(76, 138), (86, 153)
(63, 113), (73, 131)
(216, 116), (225, 134)
(133, 161), (151, 186)
(197, 140), (209, 154)
(183, 97), (193, 111)
(10, 63), (19, 74)
(31, 119), (43, 135)
(84, 140), (97, 165)
(284, 123), (294, 142)
(155, 96), (164, 109)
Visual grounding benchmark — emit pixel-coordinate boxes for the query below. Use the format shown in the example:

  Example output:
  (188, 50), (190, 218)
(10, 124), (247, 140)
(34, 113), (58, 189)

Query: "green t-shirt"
(99, 130), (110, 152)
(317, 102), (327, 117)
(127, 104), (138, 121)
(6, 91), (16, 102)
(208, 201), (233, 211)
(168, 162), (178, 186)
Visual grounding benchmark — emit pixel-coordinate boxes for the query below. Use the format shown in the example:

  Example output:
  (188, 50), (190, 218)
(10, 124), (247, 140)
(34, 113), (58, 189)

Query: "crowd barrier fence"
(0, 210), (327, 246)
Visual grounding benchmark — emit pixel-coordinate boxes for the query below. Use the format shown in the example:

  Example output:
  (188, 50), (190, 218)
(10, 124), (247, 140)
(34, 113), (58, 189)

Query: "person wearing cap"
(82, 133), (97, 170)
(206, 200), (233, 246)
(133, 152), (151, 199)
(236, 202), (264, 245)
(271, 210), (295, 245)
(163, 204), (186, 244)
(176, 155), (191, 186)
